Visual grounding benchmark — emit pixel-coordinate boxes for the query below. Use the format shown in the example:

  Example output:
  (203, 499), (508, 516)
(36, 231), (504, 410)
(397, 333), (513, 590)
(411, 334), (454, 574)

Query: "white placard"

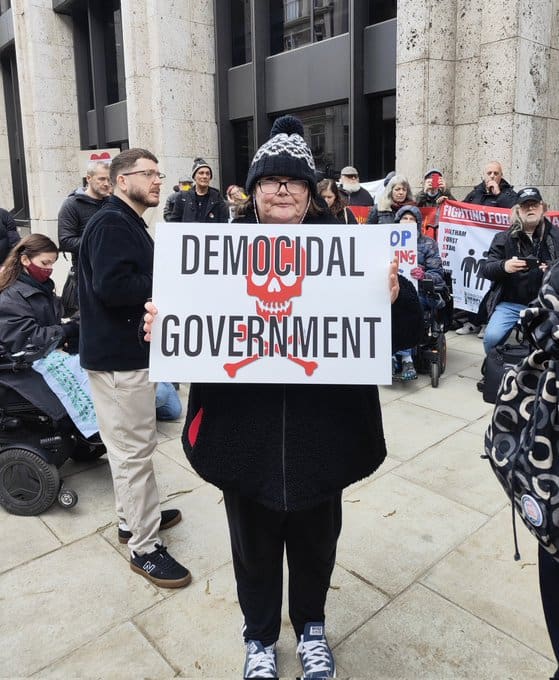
(149, 223), (394, 385)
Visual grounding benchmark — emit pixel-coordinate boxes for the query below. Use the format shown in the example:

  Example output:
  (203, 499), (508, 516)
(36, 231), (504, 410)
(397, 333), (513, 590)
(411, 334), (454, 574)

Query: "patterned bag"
(484, 266), (559, 563)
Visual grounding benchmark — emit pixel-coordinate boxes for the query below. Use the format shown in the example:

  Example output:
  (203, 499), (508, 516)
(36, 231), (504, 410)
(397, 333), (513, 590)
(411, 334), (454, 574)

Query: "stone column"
(122, 0), (220, 224)
(12, 0), (80, 239)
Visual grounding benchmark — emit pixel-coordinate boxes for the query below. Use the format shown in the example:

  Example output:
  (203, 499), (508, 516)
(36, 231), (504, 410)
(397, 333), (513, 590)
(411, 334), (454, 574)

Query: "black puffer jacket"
(482, 217), (559, 313)
(0, 208), (20, 265)
(181, 211), (423, 512)
(169, 186), (228, 223)
(58, 190), (106, 269)
(463, 179), (518, 209)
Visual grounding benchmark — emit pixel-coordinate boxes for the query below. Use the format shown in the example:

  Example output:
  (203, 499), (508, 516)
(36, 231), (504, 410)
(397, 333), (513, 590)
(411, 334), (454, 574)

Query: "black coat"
(78, 195), (153, 371)
(463, 179), (518, 209)
(482, 218), (559, 313)
(58, 190), (106, 270)
(0, 208), (20, 265)
(181, 211), (423, 512)
(169, 186), (228, 223)
(0, 276), (67, 419)
(339, 186), (374, 207)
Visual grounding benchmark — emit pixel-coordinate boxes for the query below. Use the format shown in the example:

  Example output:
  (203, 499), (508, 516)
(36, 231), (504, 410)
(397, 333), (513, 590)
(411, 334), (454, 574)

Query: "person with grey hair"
(367, 173), (415, 224)
(338, 165), (374, 207)
(57, 160), (112, 314)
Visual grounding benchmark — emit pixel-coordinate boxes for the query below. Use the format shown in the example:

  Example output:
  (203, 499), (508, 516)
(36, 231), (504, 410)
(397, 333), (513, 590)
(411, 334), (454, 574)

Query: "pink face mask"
(26, 261), (53, 283)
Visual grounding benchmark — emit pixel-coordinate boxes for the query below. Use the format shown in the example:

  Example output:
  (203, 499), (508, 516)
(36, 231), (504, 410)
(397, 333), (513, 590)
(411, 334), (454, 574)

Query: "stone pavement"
(1, 332), (556, 679)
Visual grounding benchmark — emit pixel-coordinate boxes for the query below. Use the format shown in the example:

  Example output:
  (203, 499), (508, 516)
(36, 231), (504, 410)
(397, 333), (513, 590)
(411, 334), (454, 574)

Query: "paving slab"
(440, 345), (484, 378)
(382, 400), (468, 461)
(334, 583), (555, 679)
(1, 512), (61, 574)
(32, 621), (175, 679)
(463, 411), (492, 437)
(402, 374), (494, 421)
(422, 507), (555, 659)
(337, 472), (487, 595)
(393, 429), (508, 514)
(0, 535), (163, 677)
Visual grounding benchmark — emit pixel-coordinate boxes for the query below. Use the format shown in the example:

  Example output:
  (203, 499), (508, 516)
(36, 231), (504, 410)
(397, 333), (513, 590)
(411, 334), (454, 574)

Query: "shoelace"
(245, 644), (276, 678)
(297, 638), (332, 674)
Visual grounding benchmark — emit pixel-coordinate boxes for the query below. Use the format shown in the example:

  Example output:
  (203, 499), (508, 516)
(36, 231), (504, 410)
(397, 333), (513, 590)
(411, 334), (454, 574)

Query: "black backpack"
(484, 268), (559, 563)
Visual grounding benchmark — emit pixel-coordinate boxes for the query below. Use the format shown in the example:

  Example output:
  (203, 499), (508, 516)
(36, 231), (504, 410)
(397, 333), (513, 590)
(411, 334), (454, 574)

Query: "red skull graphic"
(246, 237), (306, 321)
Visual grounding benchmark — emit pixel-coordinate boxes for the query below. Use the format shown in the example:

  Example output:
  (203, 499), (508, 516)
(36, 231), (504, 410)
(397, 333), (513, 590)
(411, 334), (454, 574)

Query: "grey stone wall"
(397, 0), (559, 207)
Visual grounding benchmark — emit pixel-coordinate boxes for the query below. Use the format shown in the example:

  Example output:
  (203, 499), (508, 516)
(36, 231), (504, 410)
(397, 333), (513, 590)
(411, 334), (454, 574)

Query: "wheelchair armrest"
(418, 279), (435, 295)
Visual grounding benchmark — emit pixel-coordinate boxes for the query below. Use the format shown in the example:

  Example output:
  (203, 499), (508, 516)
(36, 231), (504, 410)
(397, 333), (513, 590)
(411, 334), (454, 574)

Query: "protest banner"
(347, 205), (371, 223)
(437, 200), (509, 313)
(149, 223), (393, 385)
(389, 224), (418, 287)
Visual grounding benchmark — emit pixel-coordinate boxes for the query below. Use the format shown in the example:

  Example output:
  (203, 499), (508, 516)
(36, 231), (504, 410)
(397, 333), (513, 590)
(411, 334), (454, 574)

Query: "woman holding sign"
(145, 116), (422, 680)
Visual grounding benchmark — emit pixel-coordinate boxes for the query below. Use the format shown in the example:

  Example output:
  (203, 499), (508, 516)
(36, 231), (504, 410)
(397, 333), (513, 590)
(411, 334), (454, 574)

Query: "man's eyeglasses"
(257, 179), (308, 195)
(121, 170), (166, 180)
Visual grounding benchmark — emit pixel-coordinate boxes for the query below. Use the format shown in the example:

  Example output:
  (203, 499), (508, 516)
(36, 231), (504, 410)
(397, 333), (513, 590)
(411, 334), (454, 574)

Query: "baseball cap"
(179, 176), (192, 184)
(424, 168), (442, 179)
(517, 186), (543, 204)
(340, 166), (358, 176)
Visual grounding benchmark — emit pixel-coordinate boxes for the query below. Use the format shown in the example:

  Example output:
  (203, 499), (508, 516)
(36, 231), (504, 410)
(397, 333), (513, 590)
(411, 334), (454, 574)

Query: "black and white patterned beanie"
(245, 115), (317, 196)
(192, 157), (212, 179)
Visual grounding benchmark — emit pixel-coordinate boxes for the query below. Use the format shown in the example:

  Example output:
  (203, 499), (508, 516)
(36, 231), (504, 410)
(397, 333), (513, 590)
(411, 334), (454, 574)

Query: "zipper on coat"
(282, 385), (287, 511)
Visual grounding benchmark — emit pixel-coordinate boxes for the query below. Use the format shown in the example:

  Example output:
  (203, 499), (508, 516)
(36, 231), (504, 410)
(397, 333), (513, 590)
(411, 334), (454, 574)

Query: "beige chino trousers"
(87, 369), (161, 555)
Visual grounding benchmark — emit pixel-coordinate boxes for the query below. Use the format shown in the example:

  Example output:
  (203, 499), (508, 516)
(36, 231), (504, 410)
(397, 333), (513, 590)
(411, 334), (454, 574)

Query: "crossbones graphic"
(223, 238), (318, 378)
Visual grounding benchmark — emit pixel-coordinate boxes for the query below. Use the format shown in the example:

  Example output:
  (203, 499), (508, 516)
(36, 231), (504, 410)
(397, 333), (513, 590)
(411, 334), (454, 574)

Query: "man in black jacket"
(0, 207), (20, 265)
(169, 157), (228, 223)
(482, 187), (559, 353)
(464, 160), (518, 209)
(79, 148), (191, 589)
(57, 161), (112, 314)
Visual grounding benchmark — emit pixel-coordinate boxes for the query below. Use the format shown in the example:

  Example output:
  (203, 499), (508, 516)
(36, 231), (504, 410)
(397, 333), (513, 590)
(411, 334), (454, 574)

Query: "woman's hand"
(143, 300), (158, 342)
(390, 257), (400, 303)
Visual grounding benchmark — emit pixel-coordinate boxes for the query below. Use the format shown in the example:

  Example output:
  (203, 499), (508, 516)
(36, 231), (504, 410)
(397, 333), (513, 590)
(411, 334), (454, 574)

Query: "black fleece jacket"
(78, 195), (153, 371)
(58, 190), (106, 269)
(181, 210), (423, 512)
(0, 208), (20, 265)
(169, 186), (228, 223)
(463, 179), (518, 209)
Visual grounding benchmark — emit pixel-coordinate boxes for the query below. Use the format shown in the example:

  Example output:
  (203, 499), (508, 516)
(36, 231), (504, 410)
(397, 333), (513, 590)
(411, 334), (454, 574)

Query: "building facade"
(0, 0), (558, 241)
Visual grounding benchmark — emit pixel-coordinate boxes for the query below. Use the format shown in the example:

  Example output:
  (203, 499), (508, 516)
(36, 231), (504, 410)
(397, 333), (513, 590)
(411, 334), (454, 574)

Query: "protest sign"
(149, 223), (393, 385)
(347, 205), (371, 223)
(389, 224), (418, 287)
(437, 200), (509, 312)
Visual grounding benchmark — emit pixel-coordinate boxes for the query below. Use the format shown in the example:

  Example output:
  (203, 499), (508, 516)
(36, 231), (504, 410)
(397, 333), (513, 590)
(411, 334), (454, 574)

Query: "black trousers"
(539, 546), (559, 678)
(223, 490), (342, 647)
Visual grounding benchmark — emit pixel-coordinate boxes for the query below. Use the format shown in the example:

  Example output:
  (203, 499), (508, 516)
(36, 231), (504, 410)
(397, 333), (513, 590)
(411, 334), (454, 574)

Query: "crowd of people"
(0, 119), (558, 679)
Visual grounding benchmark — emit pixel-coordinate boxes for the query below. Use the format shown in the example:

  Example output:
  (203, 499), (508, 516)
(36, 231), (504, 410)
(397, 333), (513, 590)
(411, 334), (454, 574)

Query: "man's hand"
(143, 300), (158, 342)
(389, 257), (400, 303)
(410, 266), (426, 281)
(504, 256), (528, 273)
(486, 179), (501, 195)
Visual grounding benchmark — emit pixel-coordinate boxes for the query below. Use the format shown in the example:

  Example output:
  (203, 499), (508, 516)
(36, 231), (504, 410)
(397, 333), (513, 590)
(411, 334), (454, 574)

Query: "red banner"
(347, 206), (371, 224)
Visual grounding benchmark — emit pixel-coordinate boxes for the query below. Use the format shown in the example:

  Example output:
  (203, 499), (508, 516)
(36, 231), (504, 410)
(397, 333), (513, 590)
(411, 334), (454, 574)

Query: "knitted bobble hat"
(245, 115), (317, 196)
(192, 157), (212, 179)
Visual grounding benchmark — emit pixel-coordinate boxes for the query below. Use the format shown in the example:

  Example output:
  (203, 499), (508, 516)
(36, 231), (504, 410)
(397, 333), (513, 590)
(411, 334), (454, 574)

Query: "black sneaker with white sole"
(118, 508), (182, 544)
(130, 543), (192, 588)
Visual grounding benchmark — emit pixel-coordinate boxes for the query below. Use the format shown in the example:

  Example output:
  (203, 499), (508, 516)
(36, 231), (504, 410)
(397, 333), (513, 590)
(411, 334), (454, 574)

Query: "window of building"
(367, 93), (395, 179)
(0, 0), (11, 15)
(271, 0), (348, 55)
(276, 103), (348, 179)
(231, 0), (252, 66)
(105, 5), (126, 105)
(233, 119), (255, 186)
(368, 0), (396, 25)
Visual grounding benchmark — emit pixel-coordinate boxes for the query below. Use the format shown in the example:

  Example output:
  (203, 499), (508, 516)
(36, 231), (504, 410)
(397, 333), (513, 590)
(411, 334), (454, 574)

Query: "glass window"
(0, 0), (11, 15)
(105, 6), (126, 104)
(368, 0), (397, 25)
(313, 0), (348, 42)
(367, 93), (395, 179)
(231, 0), (252, 66)
(233, 119), (255, 187)
(277, 103), (348, 179)
(271, 0), (347, 55)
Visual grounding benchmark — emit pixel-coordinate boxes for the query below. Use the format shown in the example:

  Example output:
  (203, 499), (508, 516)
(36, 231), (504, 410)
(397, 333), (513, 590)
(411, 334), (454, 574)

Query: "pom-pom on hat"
(245, 115), (317, 196)
(192, 157), (212, 179)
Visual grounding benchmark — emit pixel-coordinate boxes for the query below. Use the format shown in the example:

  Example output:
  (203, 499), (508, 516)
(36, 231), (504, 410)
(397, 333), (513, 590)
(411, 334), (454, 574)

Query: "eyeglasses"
(257, 179), (308, 195)
(343, 174), (358, 179)
(121, 170), (166, 180)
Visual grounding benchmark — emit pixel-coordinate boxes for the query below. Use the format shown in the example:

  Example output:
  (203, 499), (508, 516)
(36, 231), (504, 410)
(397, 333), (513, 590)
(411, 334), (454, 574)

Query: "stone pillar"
(12, 0), (80, 240)
(122, 0), (220, 224)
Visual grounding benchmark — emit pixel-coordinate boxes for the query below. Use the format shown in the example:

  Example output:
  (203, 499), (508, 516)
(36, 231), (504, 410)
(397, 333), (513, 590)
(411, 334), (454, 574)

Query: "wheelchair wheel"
(0, 447), (60, 516)
(437, 333), (447, 374)
(431, 360), (441, 388)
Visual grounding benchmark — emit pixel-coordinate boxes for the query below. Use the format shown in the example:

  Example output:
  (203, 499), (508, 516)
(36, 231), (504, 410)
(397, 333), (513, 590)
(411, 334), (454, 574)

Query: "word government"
(181, 234), (365, 277)
(161, 314), (382, 359)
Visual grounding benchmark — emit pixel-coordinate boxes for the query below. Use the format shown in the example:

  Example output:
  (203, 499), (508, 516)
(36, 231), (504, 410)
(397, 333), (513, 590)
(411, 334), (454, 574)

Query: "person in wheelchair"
(393, 205), (446, 380)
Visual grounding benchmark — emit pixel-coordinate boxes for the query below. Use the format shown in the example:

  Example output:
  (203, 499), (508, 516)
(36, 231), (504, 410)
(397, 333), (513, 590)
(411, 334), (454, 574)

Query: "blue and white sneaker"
(297, 622), (336, 679)
(243, 639), (278, 679)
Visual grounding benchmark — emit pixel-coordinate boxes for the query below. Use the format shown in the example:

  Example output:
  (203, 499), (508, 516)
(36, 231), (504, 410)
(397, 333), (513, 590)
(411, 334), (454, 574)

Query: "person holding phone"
(415, 168), (455, 207)
(480, 187), (559, 353)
